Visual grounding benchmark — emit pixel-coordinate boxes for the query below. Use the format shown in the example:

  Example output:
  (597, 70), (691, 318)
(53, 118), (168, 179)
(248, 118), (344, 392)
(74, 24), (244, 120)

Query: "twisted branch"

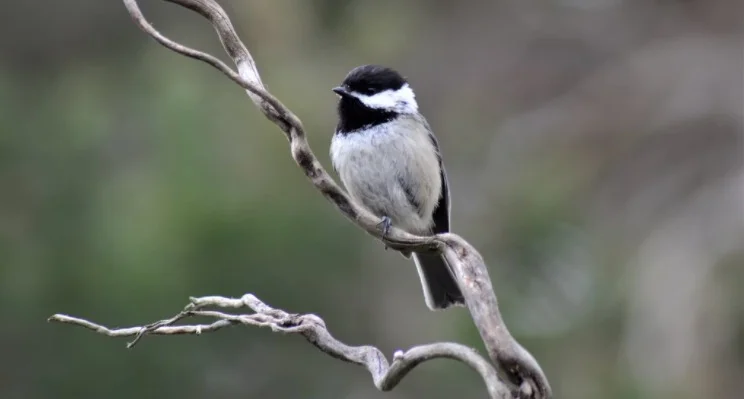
(49, 1), (553, 398)
(50, 295), (510, 398)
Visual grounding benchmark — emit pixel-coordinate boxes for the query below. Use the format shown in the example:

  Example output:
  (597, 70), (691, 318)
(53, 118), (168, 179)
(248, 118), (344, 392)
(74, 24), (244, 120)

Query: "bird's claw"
(377, 216), (392, 242)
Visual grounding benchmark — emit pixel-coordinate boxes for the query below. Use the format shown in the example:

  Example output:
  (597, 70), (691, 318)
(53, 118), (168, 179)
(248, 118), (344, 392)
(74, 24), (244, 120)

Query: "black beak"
(332, 86), (350, 97)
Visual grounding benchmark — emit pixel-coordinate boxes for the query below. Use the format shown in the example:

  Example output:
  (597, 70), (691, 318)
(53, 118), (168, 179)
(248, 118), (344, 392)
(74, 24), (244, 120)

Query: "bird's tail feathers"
(412, 252), (465, 310)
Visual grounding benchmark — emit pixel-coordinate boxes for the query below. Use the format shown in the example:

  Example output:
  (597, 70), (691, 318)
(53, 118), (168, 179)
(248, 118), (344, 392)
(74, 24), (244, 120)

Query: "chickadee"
(330, 65), (464, 310)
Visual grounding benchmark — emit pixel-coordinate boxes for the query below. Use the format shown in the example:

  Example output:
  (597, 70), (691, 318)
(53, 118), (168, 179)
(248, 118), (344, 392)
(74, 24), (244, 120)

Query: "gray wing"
(413, 126), (462, 309)
(426, 126), (451, 234)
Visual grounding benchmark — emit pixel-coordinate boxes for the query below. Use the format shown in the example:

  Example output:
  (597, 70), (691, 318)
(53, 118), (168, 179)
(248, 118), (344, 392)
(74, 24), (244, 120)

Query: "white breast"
(330, 116), (441, 234)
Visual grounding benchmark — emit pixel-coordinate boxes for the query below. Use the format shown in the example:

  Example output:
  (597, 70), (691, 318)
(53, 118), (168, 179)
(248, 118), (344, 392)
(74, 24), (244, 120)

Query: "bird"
(329, 64), (465, 310)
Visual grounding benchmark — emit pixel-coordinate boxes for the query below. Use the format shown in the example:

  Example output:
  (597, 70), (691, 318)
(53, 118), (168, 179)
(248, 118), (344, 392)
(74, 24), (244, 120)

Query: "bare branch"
(51, 1), (554, 398)
(49, 295), (512, 399)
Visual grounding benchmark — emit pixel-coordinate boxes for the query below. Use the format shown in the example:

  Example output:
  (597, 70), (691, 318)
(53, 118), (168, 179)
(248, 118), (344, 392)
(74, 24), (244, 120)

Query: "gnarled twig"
(51, 1), (553, 397)
(50, 294), (511, 398)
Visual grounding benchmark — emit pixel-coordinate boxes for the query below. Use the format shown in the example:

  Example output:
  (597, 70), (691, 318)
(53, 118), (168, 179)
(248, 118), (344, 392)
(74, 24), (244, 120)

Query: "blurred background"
(1, 0), (742, 398)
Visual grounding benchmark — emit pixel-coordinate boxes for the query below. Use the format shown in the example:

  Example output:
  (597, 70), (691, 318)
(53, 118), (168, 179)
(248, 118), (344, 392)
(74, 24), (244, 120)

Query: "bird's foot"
(377, 216), (392, 237)
(377, 216), (392, 250)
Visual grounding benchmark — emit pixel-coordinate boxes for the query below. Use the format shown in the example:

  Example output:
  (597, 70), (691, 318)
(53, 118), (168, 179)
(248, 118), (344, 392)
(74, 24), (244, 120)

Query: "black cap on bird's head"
(333, 65), (408, 97)
(333, 65), (418, 133)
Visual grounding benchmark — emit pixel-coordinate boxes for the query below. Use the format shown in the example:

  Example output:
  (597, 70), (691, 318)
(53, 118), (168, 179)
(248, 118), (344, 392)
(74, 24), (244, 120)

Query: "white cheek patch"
(352, 84), (419, 114)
